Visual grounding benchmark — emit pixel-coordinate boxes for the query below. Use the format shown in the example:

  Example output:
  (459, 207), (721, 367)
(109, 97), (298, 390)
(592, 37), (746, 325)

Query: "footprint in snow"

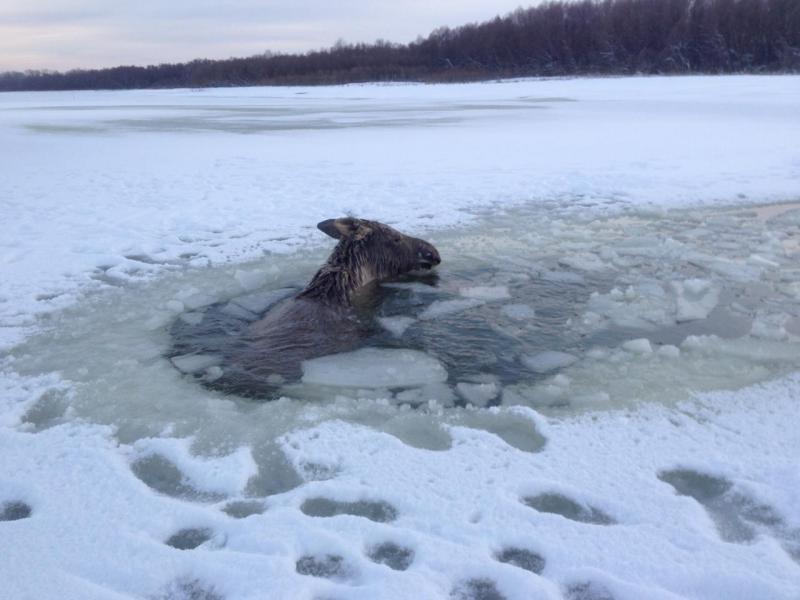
(295, 554), (357, 582)
(565, 581), (616, 600)
(659, 468), (800, 562)
(0, 500), (32, 521)
(300, 497), (398, 523)
(494, 546), (545, 574)
(450, 578), (506, 600)
(165, 527), (215, 550)
(365, 541), (414, 571)
(522, 492), (615, 525)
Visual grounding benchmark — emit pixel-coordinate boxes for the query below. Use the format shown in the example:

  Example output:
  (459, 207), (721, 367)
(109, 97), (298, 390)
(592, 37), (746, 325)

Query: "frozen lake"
(1, 76), (800, 600)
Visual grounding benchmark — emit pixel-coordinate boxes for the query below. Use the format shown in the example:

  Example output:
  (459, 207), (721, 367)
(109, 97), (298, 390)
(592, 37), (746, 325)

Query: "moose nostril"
(419, 248), (440, 264)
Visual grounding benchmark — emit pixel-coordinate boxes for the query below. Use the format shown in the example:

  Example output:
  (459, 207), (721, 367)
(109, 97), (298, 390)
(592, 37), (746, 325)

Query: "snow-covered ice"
(2, 76), (800, 599)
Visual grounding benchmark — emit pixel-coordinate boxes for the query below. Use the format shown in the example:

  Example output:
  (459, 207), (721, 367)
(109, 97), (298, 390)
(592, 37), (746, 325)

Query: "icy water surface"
(8, 201), (800, 499)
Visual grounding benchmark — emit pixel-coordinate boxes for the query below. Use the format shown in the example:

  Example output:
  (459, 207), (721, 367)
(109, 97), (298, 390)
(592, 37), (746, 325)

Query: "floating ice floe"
(458, 286), (510, 301)
(170, 353), (222, 374)
(381, 281), (442, 294)
(581, 282), (673, 331)
(622, 338), (653, 354)
(377, 316), (416, 337)
(419, 298), (484, 320)
(520, 351), (578, 373)
(671, 278), (719, 322)
(234, 268), (270, 291)
(500, 303), (536, 320)
(394, 383), (456, 407)
(301, 348), (448, 388)
(455, 382), (499, 407)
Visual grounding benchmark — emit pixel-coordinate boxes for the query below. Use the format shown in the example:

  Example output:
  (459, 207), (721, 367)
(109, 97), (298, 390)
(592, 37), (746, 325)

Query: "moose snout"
(416, 244), (441, 269)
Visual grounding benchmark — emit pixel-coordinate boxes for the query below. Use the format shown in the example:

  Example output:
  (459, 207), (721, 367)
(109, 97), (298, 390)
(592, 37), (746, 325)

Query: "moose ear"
(317, 218), (368, 240)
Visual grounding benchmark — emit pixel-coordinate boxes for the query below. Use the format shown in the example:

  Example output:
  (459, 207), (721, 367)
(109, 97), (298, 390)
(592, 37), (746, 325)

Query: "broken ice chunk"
(456, 382), (499, 407)
(621, 338), (653, 354)
(394, 383), (456, 406)
(670, 279), (719, 322)
(419, 298), (484, 320)
(458, 286), (511, 301)
(378, 316), (416, 337)
(521, 351), (578, 373)
(657, 344), (681, 358)
(170, 354), (222, 374)
(234, 268), (269, 291)
(500, 303), (536, 320)
(301, 348), (447, 388)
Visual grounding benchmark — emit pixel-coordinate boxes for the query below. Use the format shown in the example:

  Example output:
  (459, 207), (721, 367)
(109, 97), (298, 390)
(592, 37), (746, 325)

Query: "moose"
(227, 217), (441, 387)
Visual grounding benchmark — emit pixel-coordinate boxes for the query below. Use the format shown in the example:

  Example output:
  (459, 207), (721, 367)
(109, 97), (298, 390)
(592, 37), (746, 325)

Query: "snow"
(1, 75), (800, 599)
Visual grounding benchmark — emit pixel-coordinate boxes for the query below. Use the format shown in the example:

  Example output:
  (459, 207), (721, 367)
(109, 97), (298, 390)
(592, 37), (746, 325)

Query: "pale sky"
(0, 1), (534, 72)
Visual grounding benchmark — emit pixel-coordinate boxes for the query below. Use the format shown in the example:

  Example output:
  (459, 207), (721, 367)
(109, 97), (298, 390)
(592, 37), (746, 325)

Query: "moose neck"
(297, 242), (377, 307)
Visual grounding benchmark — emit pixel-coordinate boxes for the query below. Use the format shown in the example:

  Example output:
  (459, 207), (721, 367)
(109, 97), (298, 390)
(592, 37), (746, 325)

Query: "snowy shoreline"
(2, 76), (800, 599)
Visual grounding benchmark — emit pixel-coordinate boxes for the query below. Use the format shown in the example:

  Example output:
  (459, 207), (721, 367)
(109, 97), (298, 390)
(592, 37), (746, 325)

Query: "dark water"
(168, 262), (618, 401)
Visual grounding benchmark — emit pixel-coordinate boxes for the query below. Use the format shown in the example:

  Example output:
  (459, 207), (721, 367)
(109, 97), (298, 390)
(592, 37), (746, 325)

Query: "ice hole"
(157, 202), (800, 406)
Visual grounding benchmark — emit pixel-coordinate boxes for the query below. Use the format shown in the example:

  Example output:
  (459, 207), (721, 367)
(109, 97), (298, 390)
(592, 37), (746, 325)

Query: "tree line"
(1, 0), (798, 92)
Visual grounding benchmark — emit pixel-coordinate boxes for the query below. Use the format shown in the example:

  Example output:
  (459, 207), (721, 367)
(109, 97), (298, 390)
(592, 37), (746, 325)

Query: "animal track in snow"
(659, 468), (800, 561)
(154, 577), (223, 600)
(450, 578), (506, 600)
(300, 497), (398, 523)
(454, 411), (546, 453)
(565, 581), (616, 600)
(165, 527), (214, 550)
(522, 492), (615, 525)
(494, 547), (545, 574)
(221, 500), (265, 519)
(131, 454), (225, 502)
(295, 554), (357, 581)
(365, 541), (414, 571)
(0, 500), (32, 521)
